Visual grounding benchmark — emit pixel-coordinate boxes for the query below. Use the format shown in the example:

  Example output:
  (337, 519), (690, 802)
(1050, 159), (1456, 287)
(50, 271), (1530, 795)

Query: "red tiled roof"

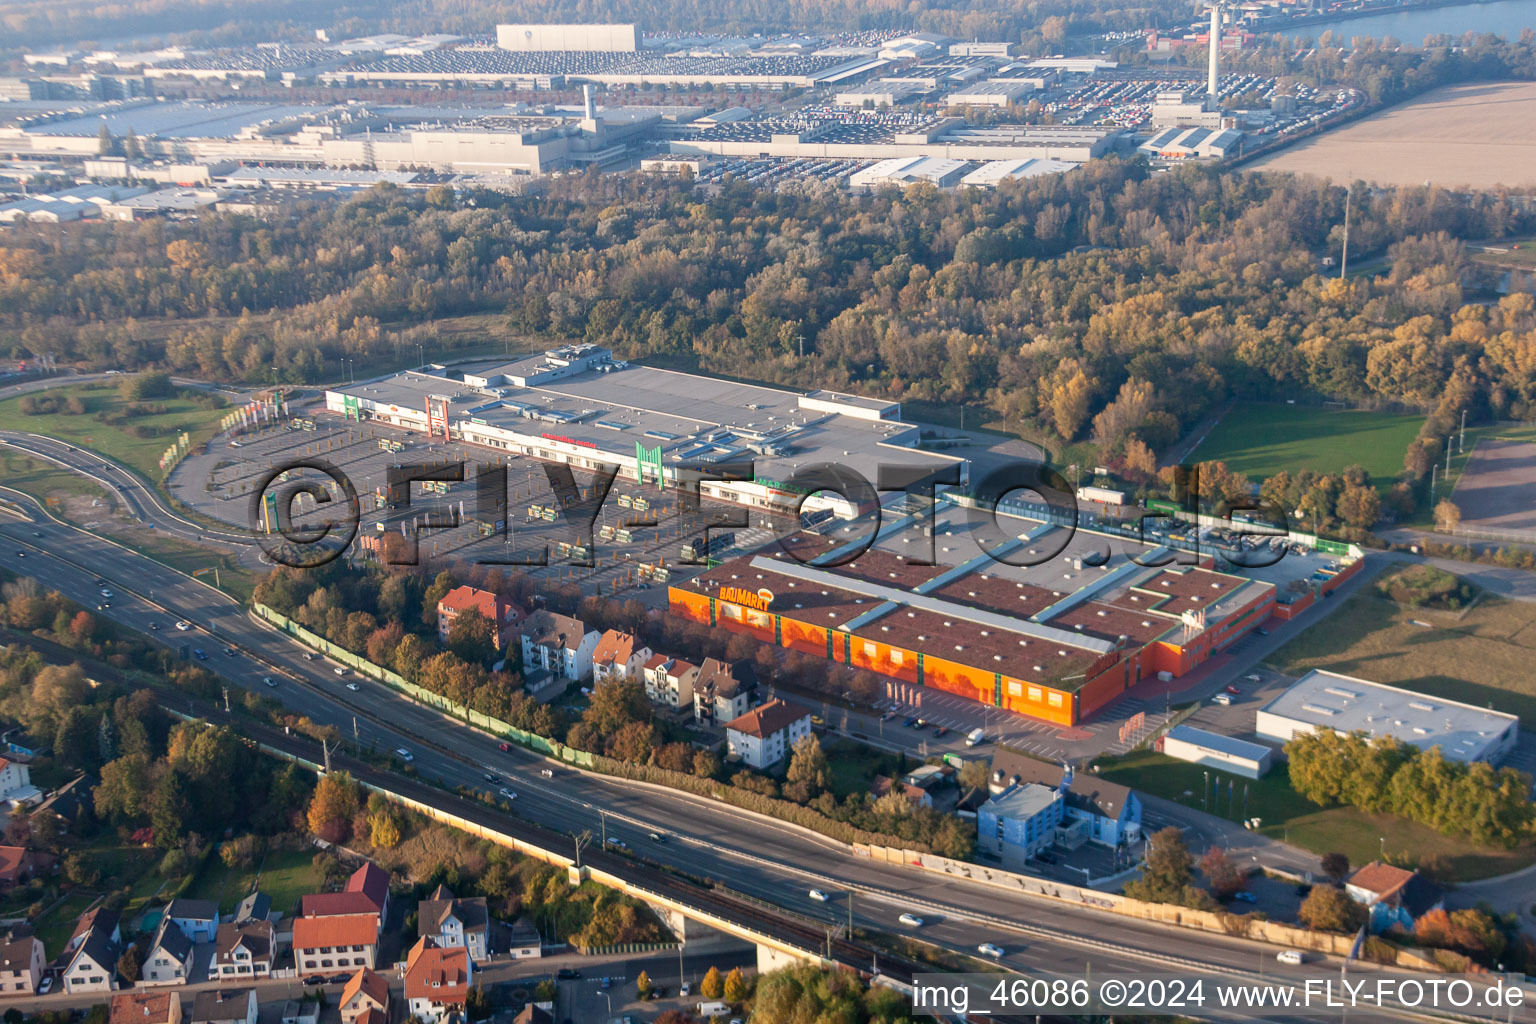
(725, 698), (812, 739)
(593, 629), (636, 666)
(341, 967), (389, 1012)
(404, 937), (469, 1004)
(346, 862), (390, 913)
(300, 892), (377, 918)
(1348, 861), (1416, 901)
(291, 913), (377, 950)
(109, 993), (176, 1024)
(0, 846), (27, 883)
(439, 586), (514, 623)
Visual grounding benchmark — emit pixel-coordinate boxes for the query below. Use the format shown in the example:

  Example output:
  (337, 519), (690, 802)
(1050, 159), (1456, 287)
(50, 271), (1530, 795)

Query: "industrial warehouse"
(668, 510), (1278, 728)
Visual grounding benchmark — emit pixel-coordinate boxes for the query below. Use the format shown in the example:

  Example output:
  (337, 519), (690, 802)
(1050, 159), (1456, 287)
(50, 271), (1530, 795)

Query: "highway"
(0, 499), (1458, 1024)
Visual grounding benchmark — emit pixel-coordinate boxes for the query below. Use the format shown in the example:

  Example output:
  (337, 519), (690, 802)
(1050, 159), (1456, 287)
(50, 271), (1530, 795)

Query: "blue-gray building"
(977, 782), (1063, 867)
(989, 750), (1143, 849)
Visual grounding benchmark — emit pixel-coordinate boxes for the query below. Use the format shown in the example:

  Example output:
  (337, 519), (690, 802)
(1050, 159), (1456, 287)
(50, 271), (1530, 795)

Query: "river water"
(1281, 0), (1536, 44)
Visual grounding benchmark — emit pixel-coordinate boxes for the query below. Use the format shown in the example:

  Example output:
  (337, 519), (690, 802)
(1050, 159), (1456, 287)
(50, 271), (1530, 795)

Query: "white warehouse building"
(1255, 669), (1519, 765)
(1159, 724), (1273, 779)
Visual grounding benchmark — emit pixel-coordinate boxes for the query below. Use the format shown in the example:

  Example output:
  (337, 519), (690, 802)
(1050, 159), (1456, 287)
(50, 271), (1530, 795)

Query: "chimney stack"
(1208, 4), (1222, 100)
(583, 84), (596, 120)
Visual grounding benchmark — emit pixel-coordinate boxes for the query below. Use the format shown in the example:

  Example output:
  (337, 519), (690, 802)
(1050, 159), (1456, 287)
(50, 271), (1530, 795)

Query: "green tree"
(447, 607), (497, 664)
(784, 734), (828, 799)
(93, 753), (154, 823)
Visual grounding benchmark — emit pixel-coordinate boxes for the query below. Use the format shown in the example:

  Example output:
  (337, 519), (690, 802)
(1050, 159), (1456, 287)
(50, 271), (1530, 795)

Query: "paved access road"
(0, 507), (1439, 1024)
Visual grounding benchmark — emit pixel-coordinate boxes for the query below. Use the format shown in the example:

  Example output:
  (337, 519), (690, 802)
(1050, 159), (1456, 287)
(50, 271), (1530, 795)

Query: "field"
(1448, 438), (1536, 540)
(1187, 404), (1423, 485)
(1267, 565), (1536, 724)
(1097, 749), (1536, 880)
(185, 846), (321, 918)
(0, 381), (230, 480)
(1248, 81), (1536, 190)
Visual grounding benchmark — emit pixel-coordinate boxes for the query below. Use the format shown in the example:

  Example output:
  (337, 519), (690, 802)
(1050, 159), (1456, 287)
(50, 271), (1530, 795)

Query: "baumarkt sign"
(720, 586), (775, 611)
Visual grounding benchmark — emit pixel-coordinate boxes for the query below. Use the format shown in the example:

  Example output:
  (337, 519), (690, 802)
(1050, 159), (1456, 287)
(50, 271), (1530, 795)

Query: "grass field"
(185, 846), (319, 917)
(0, 381), (229, 480)
(1266, 565), (1536, 724)
(1188, 404), (1424, 485)
(1097, 749), (1536, 880)
(1248, 82), (1536, 190)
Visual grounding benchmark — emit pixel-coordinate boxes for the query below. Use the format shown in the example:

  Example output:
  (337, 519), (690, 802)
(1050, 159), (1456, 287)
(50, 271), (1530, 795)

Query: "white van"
(965, 728), (985, 747)
(1212, 693), (1233, 706)
(1276, 950), (1304, 965)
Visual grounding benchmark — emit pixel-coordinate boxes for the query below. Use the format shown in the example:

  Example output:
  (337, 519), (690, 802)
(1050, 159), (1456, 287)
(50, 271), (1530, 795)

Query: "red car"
(497, 741), (512, 752)
(1224, 684), (1242, 695)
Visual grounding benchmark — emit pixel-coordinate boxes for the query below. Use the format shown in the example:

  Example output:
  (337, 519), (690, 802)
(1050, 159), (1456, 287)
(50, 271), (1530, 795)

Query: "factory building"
(849, 156), (970, 189)
(1256, 670), (1519, 765)
(1138, 126), (1243, 161)
(671, 118), (1116, 163)
(944, 79), (1036, 108)
(959, 157), (1078, 187)
(833, 81), (930, 108)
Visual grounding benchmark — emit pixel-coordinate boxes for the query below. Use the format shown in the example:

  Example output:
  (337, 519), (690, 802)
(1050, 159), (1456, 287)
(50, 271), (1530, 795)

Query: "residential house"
(108, 992), (181, 1024)
(0, 756), (40, 806)
(514, 1007), (555, 1024)
(62, 907), (120, 994)
(30, 772), (94, 833)
(291, 912), (378, 974)
(0, 846), (45, 889)
(417, 884), (490, 963)
(299, 862), (389, 929)
(642, 655), (699, 710)
(403, 936), (472, 1024)
(519, 611), (599, 682)
(505, 917), (541, 959)
(725, 698), (813, 769)
(1346, 862), (1445, 934)
(436, 586), (522, 650)
(190, 989), (256, 1024)
(234, 891), (270, 925)
(988, 751), (1143, 848)
(142, 917), (193, 986)
(340, 967), (391, 1024)
(591, 629), (649, 684)
(692, 658), (757, 724)
(977, 783), (1065, 867)
(0, 926), (45, 995)
(165, 898), (219, 944)
(213, 920), (273, 979)
(870, 775), (932, 809)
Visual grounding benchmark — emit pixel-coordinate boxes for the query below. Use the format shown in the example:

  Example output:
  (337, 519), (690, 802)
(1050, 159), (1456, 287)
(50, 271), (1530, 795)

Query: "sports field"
(1187, 404), (1422, 484)
(1248, 81), (1536, 190)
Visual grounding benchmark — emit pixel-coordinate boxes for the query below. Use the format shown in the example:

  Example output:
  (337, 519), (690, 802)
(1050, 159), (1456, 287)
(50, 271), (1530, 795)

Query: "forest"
(3, 159), (1534, 494)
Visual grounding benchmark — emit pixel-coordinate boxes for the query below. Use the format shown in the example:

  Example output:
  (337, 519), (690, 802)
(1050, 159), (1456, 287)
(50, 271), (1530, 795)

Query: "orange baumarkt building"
(669, 549), (1276, 728)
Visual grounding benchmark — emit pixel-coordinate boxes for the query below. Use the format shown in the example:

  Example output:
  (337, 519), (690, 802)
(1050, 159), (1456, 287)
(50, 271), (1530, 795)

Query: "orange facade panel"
(670, 588), (712, 625)
(996, 672), (1075, 725)
(779, 616), (829, 657)
(846, 634), (920, 684)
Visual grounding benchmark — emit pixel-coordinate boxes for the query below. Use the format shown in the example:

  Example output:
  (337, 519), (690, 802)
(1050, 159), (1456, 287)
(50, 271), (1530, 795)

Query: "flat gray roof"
(981, 781), (1060, 820)
(1164, 724), (1272, 763)
(1258, 669), (1518, 760)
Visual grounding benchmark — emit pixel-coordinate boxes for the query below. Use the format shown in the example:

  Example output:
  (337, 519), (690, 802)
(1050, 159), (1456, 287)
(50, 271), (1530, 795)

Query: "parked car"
(395, 747), (413, 762)
(556, 968), (581, 979)
(903, 717), (918, 728)
(933, 726), (948, 738)
(193, 649), (207, 660)
(303, 975), (325, 986)
(1224, 684), (1242, 695)
(808, 889), (829, 902)
(1212, 694), (1232, 706)
(1233, 891), (1257, 904)
(37, 977), (51, 994)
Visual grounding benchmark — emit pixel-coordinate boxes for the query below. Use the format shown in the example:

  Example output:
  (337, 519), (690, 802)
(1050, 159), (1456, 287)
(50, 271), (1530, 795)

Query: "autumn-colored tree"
(307, 771), (360, 842)
(722, 966), (748, 1003)
(1299, 884), (1366, 933)
(635, 969), (653, 998)
(1047, 361), (1096, 441)
(1198, 846), (1246, 899)
(1122, 437), (1159, 481)
(700, 965), (723, 999)
(1336, 484), (1382, 529)
(1321, 852), (1350, 884)
(1434, 498), (1462, 532)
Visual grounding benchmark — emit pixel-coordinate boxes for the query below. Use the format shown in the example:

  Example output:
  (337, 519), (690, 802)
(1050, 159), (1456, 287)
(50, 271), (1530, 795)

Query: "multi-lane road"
(0, 497), (1462, 1023)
